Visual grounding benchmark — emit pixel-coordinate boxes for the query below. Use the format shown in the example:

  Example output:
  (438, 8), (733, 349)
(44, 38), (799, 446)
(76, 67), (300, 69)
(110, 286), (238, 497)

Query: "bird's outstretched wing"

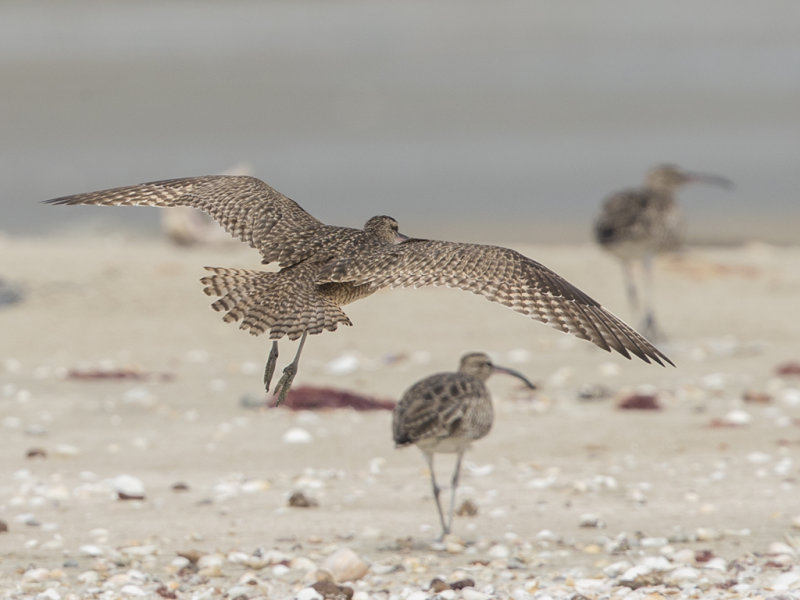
(46, 176), (327, 267)
(320, 239), (674, 366)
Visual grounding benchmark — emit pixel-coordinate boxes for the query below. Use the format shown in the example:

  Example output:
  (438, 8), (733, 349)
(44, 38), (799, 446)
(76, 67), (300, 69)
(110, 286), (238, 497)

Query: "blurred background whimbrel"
(393, 352), (536, 538)
(593, 164), (733, 340)
(48, 175), (672, 403)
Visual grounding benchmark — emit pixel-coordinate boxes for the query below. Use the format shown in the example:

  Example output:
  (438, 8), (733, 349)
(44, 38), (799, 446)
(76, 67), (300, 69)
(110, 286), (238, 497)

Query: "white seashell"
(122, 387), (155, 407)
(325, 353), (360, 375)
(197, 554), (224, 569)
(772, 571), (800, 591)
(640, 536), (668, 548)
(462, 589), (492, 600)
(111, 474), (146, 497)
(722, 409), (752, 426)
(79, 545), (104, 557)
(578, 513), (604, 528)
(603, 561), (632, 577)
(668, 567), (700, 582)
(23, 567), (50, 581)
(746, 451), (771, 464)
(321, 548), (369, 582)
(296, 588), (323, 600)
(121, 545), (157, 556)
(488, 543), (510, 559)
(704, 557), (728, 571)
(120, 584), (147, 597)
(283, 428), (313, 444)
(506, 348), (531, 363)
(52, 444), (80, 457)
(465, 462), (494, 477)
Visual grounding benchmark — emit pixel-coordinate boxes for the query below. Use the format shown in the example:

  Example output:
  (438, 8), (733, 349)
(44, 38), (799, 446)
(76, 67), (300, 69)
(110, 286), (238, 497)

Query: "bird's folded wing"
(319, 239), (673, 366)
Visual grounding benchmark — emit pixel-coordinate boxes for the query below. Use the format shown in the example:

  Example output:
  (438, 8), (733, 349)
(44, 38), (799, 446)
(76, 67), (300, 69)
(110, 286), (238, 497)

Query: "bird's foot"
(263, 342), (279, 391)
(640, 316), (667, 344)
(271, 362), (298, 407)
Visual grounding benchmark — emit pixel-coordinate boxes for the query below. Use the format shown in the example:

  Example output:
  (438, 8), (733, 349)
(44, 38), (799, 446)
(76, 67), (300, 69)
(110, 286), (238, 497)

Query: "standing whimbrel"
(393, 352), (536, 538)
(594, 164), (732, 339)
(47, 175), (672, 404)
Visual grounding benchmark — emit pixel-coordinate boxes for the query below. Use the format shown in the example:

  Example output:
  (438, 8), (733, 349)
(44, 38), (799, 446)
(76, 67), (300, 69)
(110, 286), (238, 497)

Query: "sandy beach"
(2, 234), (800, 599)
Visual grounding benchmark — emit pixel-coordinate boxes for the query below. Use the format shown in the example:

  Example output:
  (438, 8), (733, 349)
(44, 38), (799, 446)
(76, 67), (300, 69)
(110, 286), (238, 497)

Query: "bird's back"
(594, 189), (682, 259)
(393, 372), (493, 453)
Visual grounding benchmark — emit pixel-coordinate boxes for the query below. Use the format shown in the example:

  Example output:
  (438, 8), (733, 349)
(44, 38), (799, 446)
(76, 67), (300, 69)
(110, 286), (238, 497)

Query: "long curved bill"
(493, 365), (537, 390)
(684, 171), (735, 190)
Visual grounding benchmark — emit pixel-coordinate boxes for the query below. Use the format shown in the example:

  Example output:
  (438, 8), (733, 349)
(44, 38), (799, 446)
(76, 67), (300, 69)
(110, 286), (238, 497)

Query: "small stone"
(488, 544), (510, 559)
(743, 390), (772, 403)
(617, 393), (661, 410)
(321, 548), (369, 582)
(171, 482), (190, 492)
(694, 549), (714, 563)
(578, 514), (604, 528)
(289, 491), (319, 508)
(26, 447), (47, 459)
(430, 578), (450, 593)
(36, 589), (60, 600)
(0, 520), (7, 533)
(449, 579), (475, 590)
(311, 580), (354, 600)
(177, 549), (203, 564)
(456, 499), (479, 517)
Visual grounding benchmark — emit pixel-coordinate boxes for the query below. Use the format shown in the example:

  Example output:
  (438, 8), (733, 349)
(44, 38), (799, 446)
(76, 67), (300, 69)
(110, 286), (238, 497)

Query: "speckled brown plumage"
(594, 165), (732, 339)
(393, 352), (535, 537)
(47, 174), (673, 403)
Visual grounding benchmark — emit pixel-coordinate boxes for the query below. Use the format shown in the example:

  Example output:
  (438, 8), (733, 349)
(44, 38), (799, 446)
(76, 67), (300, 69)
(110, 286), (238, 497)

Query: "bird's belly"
(319, 282), (376, 306)
(416, 436), (474, 454)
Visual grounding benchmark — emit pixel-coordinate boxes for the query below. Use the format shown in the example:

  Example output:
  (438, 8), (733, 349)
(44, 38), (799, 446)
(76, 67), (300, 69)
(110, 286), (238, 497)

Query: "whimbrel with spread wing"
(594, 164), (732, 339)
(393, 352), (535, 537)
(48, 175), (672, 404)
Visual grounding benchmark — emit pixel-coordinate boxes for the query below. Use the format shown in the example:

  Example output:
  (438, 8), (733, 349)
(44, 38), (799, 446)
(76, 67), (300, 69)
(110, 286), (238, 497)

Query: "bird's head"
(458, 352), (537, 389)
(364, 215), (408, 244)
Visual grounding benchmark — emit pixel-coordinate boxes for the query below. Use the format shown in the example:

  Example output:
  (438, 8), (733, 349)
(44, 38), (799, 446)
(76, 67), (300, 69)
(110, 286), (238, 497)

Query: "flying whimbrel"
(594, 164), (732, 339)
(47, 175), (672, 404)
(393, 352), (536, 537)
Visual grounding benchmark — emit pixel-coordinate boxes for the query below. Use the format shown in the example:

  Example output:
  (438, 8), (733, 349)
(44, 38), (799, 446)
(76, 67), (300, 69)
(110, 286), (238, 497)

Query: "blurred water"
(1, 0), (799, 243)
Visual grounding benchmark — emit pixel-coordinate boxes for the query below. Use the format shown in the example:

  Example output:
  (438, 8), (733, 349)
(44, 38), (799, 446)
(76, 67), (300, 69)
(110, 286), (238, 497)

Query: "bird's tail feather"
(200, 267), (351, 340)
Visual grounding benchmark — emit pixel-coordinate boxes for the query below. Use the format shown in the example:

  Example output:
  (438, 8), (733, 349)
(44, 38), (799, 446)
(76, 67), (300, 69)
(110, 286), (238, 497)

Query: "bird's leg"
(446, 451), (465, 535)
(622, 259), (639, 317)
(272, 331), (308, 407)
(423, 451), (448, 539)
(263, 341), (279, 391)
(641, 254), (663, 341)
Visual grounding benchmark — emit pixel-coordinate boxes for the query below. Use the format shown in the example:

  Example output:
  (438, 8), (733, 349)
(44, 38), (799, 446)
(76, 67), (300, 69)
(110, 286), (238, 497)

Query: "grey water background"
(2, 0), (799, 244)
